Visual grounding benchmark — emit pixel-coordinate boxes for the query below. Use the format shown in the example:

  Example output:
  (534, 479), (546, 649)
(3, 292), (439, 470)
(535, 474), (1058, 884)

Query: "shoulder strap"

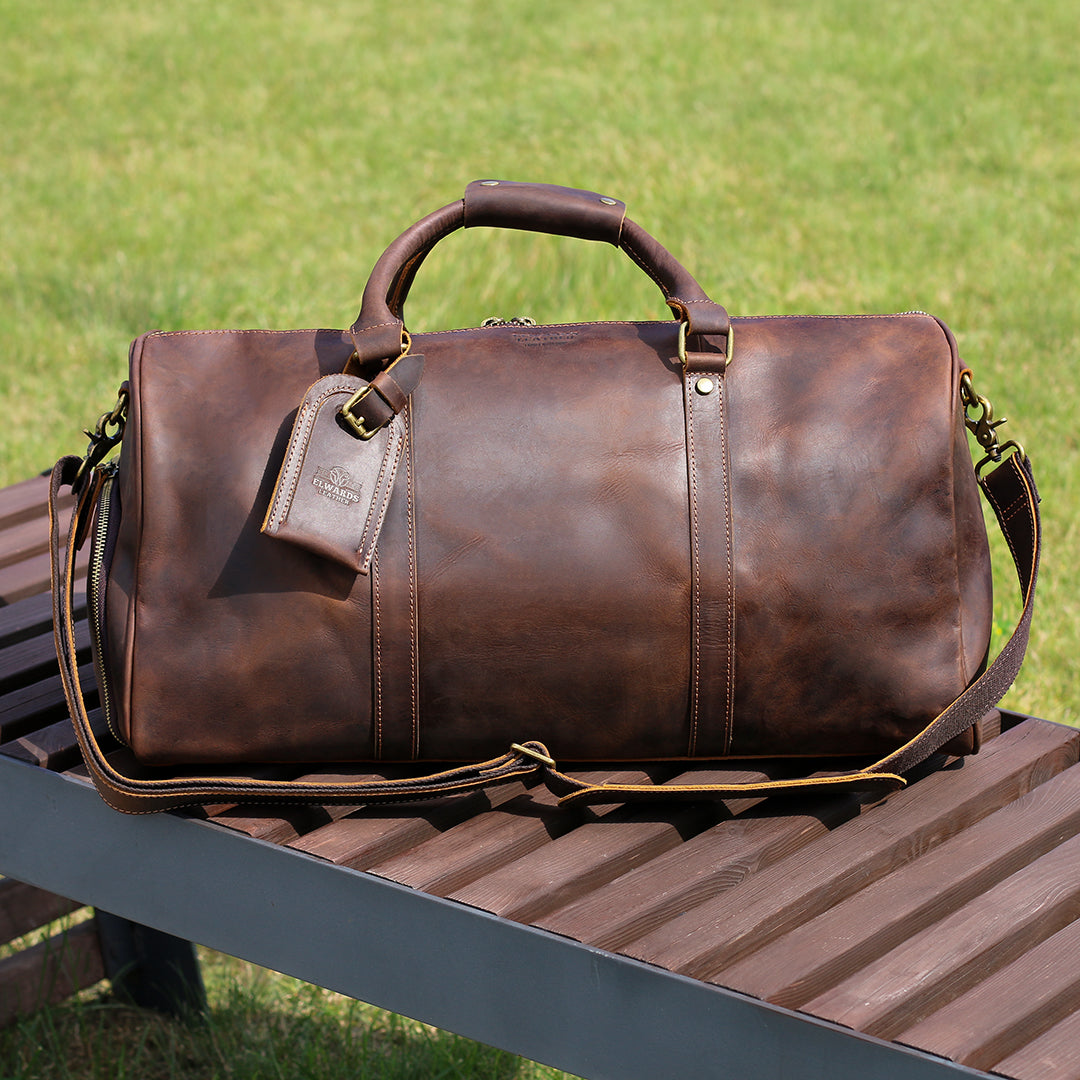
(50, 452), (1040, 814)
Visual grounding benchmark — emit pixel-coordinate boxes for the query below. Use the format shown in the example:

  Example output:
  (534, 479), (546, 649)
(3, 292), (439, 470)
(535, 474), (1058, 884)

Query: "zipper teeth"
(87, 473), (121, 741)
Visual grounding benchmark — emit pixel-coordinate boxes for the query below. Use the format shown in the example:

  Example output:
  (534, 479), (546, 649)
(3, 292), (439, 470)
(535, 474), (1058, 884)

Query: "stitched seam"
(358, 423), (404, 560)
(984, 469), (1035, 590)
(719, 377), (736, 754)
(405, 406), (420, 759)
(372, 547), (383, 759)
(353, 319), (402, 338)
(271, 380), (356, 526)
(620, 232), (671, 296)
(685, 374), (701, 757)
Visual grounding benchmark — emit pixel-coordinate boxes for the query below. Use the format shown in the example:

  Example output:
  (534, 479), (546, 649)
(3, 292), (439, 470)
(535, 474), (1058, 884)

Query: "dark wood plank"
(0, 474), (60, 530)
(445, 767), (787, 924)
(365, 767), (649, 896)
(287, 776), (544, 870)
(993, 1009), (1080, 1080)
(0, 880), (83, 944)
(0, 919), (105, 1028)
(536, 791), (865, 951)
(0, 712), (107, 770)
(0, 516), (52, 572)
(620, 719), (1079, 980)
(0, 623), (90, 690)
(0, 548), (87, 607)
(717, 762), (1080, 1009)
(0, 591), (85, 650)
(805, 830), (1080, 1041)
(0, 663), (96, 743)
(896, 919), (1080, 1072)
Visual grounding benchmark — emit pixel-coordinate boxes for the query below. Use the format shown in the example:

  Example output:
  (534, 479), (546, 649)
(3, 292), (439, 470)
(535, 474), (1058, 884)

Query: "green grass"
(1, 0), (1077, 1072)
(0, 942), (568, 1079)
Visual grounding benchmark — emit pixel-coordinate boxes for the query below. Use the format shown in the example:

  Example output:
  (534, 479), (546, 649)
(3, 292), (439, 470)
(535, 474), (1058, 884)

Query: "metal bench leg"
(94, 911), (207, 1020)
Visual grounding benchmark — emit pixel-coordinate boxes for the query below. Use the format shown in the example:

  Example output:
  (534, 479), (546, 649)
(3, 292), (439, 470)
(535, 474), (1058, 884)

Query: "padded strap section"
(51, 451), (1039, 814)
(464, 180), (626, 244)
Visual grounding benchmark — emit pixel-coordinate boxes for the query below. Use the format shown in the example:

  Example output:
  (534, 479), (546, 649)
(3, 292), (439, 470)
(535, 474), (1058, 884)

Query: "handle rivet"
(480, 180), (500, 186)
(599, 197), (617, 205)
(695, 377), (715, 395)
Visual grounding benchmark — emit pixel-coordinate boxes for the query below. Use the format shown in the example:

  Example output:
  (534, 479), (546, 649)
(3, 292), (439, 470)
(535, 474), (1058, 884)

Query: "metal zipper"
(86, 465), (122, 742)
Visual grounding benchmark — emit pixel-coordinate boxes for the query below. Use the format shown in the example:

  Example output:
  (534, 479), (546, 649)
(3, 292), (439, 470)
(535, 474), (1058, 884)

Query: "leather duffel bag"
(51, 180), (1039, 813)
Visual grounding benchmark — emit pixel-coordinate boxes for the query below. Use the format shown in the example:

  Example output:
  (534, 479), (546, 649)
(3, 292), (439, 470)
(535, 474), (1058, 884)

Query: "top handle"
(350, 180), (730, 364)
(463, 180), (628, 243)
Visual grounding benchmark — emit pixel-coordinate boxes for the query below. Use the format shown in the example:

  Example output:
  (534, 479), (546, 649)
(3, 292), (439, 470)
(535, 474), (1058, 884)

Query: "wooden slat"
(0, 474), (59, 530)
(0, 591), (86, 650)
(0, 623), (90, 691)
(0, 920), (105, 1028)
(716, 762), (1080, 1009)
(620, 719), (1078, 980)
(366, 765), (678, 895)
(0, 711), (108, 770)
(804, 828), (1080, 1040)
(993, 1009), (1080, 1080)
(444, 767), (792, 924)
(896, 919), (1080, 1072)
(0, 515), (52, 572)
(536, 790), (865, 951)
(0, 548), (87, 607)
(0, 663), (96, 743)
(0, 880), (82, 944)
(286, 775), (547, 870)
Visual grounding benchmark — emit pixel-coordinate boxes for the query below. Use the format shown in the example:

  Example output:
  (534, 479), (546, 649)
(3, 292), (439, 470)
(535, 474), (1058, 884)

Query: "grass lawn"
(1, 0), (1076, 1075)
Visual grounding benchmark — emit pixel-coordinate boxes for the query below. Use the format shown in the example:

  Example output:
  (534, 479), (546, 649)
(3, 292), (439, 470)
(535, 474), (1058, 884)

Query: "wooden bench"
(2, 471), (1079, 1079)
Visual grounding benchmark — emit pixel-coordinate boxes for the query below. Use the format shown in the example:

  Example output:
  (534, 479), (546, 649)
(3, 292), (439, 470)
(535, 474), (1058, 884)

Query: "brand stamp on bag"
(518, 330), (580, 348)
(312, 465), (362, 506)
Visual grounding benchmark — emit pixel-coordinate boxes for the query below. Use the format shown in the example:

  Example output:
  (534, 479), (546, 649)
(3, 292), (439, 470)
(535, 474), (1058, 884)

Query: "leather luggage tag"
(262, 375), (406, 573)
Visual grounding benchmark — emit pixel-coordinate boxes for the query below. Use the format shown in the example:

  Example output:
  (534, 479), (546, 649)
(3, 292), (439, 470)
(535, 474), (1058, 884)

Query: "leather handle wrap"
(350, 181), (730, 363)
(464, 180), (627, 244)
(50, 452), (1040, 815)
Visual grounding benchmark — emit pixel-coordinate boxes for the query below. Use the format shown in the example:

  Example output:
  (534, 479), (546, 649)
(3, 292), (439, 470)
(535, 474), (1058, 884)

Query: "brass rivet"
(599, 197), (617, 205)
(695, 377), (715, 395)
(480, 180), (500, 186)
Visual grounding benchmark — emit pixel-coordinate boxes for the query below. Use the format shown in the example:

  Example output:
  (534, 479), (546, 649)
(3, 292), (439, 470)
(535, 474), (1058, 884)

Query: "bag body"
(55, 180), (1038, 812)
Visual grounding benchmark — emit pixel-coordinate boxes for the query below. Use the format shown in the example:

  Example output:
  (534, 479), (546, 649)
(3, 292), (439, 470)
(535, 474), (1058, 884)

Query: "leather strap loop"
(50, 449), (1039, 814)
(350, 181), (730, 363)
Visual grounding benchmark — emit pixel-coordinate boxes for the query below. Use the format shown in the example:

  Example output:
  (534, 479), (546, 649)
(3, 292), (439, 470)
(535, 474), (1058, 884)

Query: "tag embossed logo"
(313, 465), (362, 505)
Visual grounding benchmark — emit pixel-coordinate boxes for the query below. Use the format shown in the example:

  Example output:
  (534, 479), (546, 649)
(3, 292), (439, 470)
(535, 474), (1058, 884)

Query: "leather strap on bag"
(50, 451), (1039, 814)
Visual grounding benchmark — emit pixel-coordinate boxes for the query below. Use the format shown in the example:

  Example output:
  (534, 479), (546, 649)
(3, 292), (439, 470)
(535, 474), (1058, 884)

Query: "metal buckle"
(339, 384), (384, 441)
(678, 320), (733, 370)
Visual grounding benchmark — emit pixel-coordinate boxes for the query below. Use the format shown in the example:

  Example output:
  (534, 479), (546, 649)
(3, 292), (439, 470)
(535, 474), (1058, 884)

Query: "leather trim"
(371, 403), (420, 760)
(683, 364), (735, 756)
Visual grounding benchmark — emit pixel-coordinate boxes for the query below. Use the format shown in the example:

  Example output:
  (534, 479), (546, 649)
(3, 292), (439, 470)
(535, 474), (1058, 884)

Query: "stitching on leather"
(358, 422), (404, 564)
(983, 469), (1034, 589)
(353, 320), (402, 337)
(719, 377), (736, 754)
(372, 547), (383, 758)
(684, 374), (701, 757)
(405, 406), (420, 760)
(620, 232), (671, 296)
(272, 380), (355, 525)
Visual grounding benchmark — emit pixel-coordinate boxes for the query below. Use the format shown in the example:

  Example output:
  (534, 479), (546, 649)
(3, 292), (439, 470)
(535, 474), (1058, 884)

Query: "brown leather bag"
(52, 180), (1040, 814)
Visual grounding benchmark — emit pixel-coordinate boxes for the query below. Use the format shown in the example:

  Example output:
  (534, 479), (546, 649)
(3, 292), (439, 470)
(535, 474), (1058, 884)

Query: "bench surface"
(2, 472), (1079, 1080)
